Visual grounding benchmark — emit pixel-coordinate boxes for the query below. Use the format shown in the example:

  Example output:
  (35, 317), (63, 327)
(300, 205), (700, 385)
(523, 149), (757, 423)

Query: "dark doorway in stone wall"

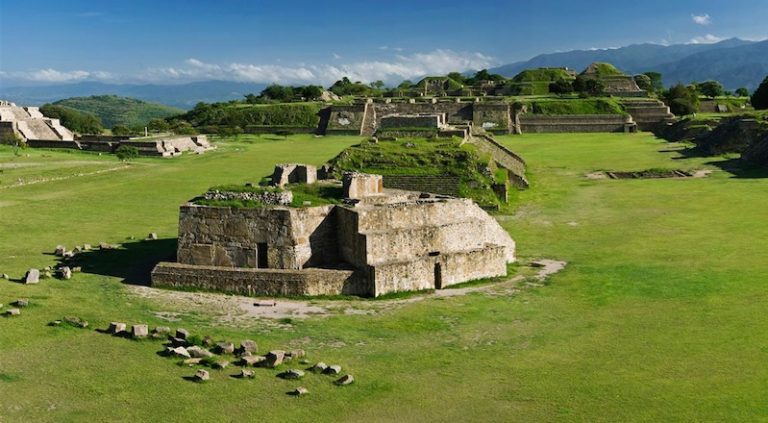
(434, 262), (443, 289)
(257, 243), (268, 268)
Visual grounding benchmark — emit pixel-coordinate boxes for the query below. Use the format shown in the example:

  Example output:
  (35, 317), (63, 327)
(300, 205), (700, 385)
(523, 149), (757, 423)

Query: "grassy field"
(1, 132), (767, 421)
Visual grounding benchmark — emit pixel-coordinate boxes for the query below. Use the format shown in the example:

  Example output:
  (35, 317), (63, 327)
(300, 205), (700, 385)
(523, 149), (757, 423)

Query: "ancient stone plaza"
(151, 165), (516, 297)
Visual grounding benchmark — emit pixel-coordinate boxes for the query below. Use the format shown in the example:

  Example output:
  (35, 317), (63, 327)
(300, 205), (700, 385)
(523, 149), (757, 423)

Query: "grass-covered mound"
(175, 102), (322, 131)
(581, 62), (626, 76)
(522, 97), (627, 115)
(512, 68), (574, 83)
(327, 137), (505, 206)
(48, 95), (183, 128)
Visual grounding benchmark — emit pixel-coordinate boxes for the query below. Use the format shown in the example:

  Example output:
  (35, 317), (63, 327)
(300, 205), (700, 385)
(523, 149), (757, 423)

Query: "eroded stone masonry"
(152, 166), (516, 297)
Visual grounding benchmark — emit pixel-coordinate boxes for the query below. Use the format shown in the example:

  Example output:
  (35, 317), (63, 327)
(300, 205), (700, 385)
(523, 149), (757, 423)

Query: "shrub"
(751, 76), (768, 110)
(115, 145), (139, 161)
(1, 132), (25, 147)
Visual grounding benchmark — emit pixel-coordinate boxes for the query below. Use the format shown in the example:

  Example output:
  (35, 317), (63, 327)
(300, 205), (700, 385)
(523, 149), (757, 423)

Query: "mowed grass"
(1, 132), (767, 421)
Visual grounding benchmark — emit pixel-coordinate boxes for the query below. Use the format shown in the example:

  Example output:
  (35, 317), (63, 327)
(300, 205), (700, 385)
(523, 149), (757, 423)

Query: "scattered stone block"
(152, 326), (171, 337)
(146, 233), (158, 241)
(176, 328), (190, 340)
(62, 251), (75, 259)
(73, 246), (82, 253)
(240, 355), (266, 366)
(323, 365), (342, 375)
(187, 345), (213, 359)
(235, 339), (259, 356)
(58, 266), (72, 280)
(1, 273), (9, 279)
(212, 360), (229, 369)
(264, 350), (285, 368)
(108, 322), (127, 334)
(183, 358), (202, 365)
(83, 244), (92, 251)
(171, 347), (191, 359)
(71, 267), (82, 273)
(239, 369), (255, 379)
(215, 342), (235, 354)
(64, 316), (89, 328)
(335, 374), (354, 386)
(310, 362), (328, 373)
(12, 299), (29, 308)
(287, 349), (305, 359)
(48, 320), (62, 326)
(202, 336), (214, 347)
(42, 270), (52, 279)
(169, 337), (188, 347)
(131, 324), (149, 338)
(99, 242), (111, 250)
(194, 369), (209, 382)
(24, 269), (40, 284)
(279, 369), (305, 380)
(291, 386), (309, 396)
(55, 245), (66, 256)
(6, 308), (21, 317)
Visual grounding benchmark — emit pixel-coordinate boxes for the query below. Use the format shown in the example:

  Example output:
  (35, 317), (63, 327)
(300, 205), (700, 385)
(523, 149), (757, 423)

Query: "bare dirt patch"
(127, 260), (568, 327)
(586, 169), (713, 180)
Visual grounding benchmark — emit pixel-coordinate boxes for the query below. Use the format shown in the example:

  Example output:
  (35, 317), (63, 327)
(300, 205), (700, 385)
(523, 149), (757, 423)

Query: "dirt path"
(128, 259), (567, 326)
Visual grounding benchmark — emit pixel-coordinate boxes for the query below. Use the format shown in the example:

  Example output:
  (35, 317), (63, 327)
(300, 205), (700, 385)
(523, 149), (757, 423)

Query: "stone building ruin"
(151, 165), (516, 297)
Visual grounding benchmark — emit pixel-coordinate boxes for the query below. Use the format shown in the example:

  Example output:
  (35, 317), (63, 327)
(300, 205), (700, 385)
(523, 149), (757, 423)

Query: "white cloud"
(332, 53), (342, 60)
(692, 14), (711, 25)
(4, 68), (112, 83)
(141, 49), (494, 85)
(689, 34), (724, 44)
(379, 46), (404, 52)
(2, 49), (494, 86)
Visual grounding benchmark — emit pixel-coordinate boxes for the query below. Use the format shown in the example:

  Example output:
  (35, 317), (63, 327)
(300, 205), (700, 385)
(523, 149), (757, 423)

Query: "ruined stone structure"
(24, 135), (214, 157)
(0, 101), (74, 141)
(152, 170), (516, 297)
(620, 99), (675, 132)
(579, 63), (647, 97)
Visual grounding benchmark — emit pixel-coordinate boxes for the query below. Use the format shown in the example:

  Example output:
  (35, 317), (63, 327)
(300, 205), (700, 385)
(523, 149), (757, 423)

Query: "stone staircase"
(466, 134), (528, 188)
(24, 118), (60, 140)
(622, 99), (676, 131)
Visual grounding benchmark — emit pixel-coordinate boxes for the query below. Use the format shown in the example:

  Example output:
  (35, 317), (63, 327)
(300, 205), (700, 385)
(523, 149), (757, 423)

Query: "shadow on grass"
(668, 147), (768, 179)
(60, 238), (177, 286)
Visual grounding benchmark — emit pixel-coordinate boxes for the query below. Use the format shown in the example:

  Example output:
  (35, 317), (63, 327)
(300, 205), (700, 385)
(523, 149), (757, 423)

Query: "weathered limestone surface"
(152, 262), (368, 296)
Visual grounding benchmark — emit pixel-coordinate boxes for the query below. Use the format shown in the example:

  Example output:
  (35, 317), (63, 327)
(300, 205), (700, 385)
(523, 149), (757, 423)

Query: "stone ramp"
(47, 119), (75, 140)
(622, 99), (675, 131)
(24, 118), (60, 140)
(24, 107), (44, 118)
(466, 134), (528, 188)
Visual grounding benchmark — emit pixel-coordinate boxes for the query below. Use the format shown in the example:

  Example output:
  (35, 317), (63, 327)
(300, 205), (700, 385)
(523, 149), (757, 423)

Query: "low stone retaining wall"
(519, 114), (633, 133)
(151, 262), (369, 296)
(382, 175), (460, 196)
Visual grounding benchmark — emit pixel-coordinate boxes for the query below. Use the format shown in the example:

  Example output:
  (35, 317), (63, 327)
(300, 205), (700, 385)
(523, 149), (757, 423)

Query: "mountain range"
(490, 38), (768, 90)
(2, 38), (767, 109)
(0, 80), (266, 110)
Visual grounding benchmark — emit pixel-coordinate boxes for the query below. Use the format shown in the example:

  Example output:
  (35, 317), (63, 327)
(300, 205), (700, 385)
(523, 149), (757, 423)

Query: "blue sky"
(1, 0), (767, 86)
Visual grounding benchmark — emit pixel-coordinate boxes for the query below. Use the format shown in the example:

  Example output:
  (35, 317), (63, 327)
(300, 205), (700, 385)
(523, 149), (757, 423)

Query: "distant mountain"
(490, 38), (768, 90)
(0, 80), (267, 109)
(50, 95), (183, 128)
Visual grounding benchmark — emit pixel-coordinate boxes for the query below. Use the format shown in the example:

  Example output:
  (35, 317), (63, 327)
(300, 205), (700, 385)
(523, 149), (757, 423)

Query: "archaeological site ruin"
(151, 165), (516, 297)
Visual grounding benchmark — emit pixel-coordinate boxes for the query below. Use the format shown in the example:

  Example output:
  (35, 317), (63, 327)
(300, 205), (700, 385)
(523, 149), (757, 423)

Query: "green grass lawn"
(1, 132), (767, 421)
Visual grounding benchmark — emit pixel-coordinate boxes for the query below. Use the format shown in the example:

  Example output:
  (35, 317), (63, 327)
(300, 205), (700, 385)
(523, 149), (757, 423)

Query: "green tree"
(663, 83), (700, 115)
(112, 124), (132, 136)
(698, 80), (724, 99)
(752, 76), (768, 110)
(260, 84), (295, 102)
(642, 72), (664, 93)
(39, 104), (103, 134)
(147, 118), (170, 132)
(115, 145), (139, 161)
(549, 79), (574, 95)
(446, 72), (466, 84)
(573, 76), (605, 96)
(735, 87), (750, 97)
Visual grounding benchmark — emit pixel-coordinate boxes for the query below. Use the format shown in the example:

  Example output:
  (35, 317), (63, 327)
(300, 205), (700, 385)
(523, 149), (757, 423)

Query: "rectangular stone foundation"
(151, 262), (369, 296)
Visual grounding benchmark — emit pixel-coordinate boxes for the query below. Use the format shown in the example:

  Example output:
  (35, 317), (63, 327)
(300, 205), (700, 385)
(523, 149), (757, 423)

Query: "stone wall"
(325, 105), (367, 135)
(152, 262), (369, 296)
(370, 245), (507, 295)
(379, 115), (442, 128)
(519, 114), (633, 133)
(382, 175), (460, 196)
(176, 204), (338, 270)
(472, 103), (511, 132)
